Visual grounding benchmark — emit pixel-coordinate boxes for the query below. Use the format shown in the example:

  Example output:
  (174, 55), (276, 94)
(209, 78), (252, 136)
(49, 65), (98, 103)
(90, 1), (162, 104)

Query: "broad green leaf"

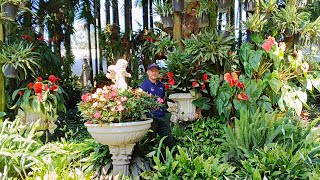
(209, 75), (220, 97)
(268, 78), (282, 93)
(192, 97), (211, 110)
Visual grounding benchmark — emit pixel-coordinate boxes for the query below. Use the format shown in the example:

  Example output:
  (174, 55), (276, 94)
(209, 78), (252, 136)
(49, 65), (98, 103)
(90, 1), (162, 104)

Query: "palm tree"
(105, 0), (111, 25)
(94, 0), (98, 75)
(142, 0), (148, 29)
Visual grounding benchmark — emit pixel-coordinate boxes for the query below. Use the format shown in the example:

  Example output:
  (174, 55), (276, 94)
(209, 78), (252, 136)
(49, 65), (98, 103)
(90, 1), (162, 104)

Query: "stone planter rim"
(85, 119), (153, 127)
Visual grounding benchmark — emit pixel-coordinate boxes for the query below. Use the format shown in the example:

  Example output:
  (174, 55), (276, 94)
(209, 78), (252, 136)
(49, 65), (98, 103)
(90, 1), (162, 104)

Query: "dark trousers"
(149, 113), (174, 149)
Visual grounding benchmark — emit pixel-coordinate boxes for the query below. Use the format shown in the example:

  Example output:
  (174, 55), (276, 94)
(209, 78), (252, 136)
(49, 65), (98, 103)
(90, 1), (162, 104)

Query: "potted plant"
(161, 49), (210, 122)
(0, 41), (40, 79)
(78, 85), (162, 177)
(11, 75), (65, 133)
(155, 0), (173, 28)
(1, 0), (26, 20)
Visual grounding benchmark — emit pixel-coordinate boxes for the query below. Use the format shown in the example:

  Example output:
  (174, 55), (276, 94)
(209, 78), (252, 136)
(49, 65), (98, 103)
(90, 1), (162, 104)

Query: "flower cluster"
(78, 85), (162, 124)
(224, 72), (249, 101)
(160, 69), (210, 95)
(12, 75), (65, 118)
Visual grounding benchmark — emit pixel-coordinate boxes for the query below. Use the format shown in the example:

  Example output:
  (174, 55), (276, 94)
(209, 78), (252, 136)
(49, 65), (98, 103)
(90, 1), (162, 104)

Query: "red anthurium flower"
(237, 92), (249, 101)
(203, 74), (209, 81)
(262, 42), (272, 52)
(167, 72), (174, 79)
(22, 34), (28, 40)
(37, 36), (44, 41)
(148, 38), (153, 43)
(50, 85), (58, 91)
(201, 84), (206, 90)
(37, 77), (43, 81)
(192, 81), (198, 87)
(44, 85), (49, 91)
(33, 82), (43, 94)
(224, 72), (239, 87)
(235, 81), (245, 89)
(228, 51), (233, 55)
(18, 90), (24, 97)
(266, 36), (276, 45)
(164, 84), (170, 90)
(48, 75), (60, 84)
(28, 82), (34, 89)
(168, 79), (175, 86)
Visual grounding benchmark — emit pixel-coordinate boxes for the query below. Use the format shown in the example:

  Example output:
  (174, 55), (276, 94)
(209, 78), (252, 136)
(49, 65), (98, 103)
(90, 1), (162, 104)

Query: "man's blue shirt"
(140, 78), (165, 117)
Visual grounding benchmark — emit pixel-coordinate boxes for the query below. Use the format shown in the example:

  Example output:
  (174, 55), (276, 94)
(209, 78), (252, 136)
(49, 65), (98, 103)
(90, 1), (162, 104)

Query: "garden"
(0, 0), (320, 179)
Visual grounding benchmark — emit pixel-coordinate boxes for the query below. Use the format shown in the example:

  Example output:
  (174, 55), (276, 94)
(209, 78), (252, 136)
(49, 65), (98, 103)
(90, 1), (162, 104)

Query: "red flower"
(224, 72), (239, 87)
(18, 90), (24, 97)
(32, 47), (36, 51)
(37, 93), (43, 102)
(44, 85), (49, 91)
(37, 77), (43, 81)
(164, 84), (170, 90)
(167, 72), (174, 79)
(235, 81), (245, 89)
(22, 34), (28, 40)
(237, 92), (249, 101)
(262, 36), (276, 52)
(201, 84), (206, 90)
(86, 120), (91, 124)
(203, 74), (209, 81)
(228, 51), (233, 55)
(28, 83), (34, 89)
(33, 82), (43, 94)
(50, 85), (58, 91)
(147, 37), (153, 43)
(168, 79), (175, 86)
(37, 36), (44, 41)
(48, 75), (60, 84)
(192, 81), (198, 87)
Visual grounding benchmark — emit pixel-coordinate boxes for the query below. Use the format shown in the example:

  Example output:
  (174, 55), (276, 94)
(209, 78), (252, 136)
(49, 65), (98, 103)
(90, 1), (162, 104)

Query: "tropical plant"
(0, 41), (40, 80)
(154, 0), (173, 17)
(11, 75), (66, 119)
(242, 13), (267, 32)
(78, 85), (162, 124)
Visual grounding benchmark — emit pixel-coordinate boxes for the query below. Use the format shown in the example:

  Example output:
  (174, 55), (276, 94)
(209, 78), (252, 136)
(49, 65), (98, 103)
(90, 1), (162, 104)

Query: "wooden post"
(173, 11), (183, 51)
(0, 17), (5, 122)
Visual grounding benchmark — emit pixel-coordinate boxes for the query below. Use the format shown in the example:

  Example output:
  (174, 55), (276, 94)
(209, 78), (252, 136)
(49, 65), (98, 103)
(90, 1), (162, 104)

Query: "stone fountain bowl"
(85, 119), (153, 146)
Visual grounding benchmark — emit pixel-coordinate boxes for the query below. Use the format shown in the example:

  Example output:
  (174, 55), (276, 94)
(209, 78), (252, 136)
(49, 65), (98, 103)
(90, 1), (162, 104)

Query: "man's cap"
(147, 63), (160, 70)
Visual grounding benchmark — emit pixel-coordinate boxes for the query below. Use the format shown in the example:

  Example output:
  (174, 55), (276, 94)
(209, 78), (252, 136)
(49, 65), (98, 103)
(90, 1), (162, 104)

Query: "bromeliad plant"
(11, 75), (66, 119)
(78, 85), (162, 124)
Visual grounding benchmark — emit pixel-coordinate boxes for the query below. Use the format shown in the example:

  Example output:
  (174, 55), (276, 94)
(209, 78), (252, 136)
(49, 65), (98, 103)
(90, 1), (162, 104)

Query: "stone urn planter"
(85, 119), (153, 178)
(3, 64), (18, 78)
(161, 14), (173, 28)
(168, 93), (200, 122)
(2, 3), (18, 21)
(17, 108), (58, 133)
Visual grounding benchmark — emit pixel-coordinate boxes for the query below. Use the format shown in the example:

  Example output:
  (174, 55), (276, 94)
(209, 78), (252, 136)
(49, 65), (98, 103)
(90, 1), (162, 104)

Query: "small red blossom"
(164, 84), (170, 90)
(86, 120), (91, 124)
(235, 81), (245, 89)
(48, 75), (60, 84)
(203, 74), (209, 81)
(18, 90), (24, 97)
(167, 72), (174, 79)
(37, 93), (43, 102)
(37, 36), (44, 41)
(93, 112), (101, 119)
(201, 84), (206, 90)
(22, 34), (28, 40)
(192, 81), (199, 87)
(37, 77), (43, 81)
(50, 85), (58, 91)
(33, 82), (43, 94)
(262, 36), (276, 52)
(31, 47), (35, 51)
(147, 37), (153, 43)
(168, 79), (175, 86)
(81, 93), (92, 102)
(44, 85), (49, 91)
(228, 51), (233, 55)
(28, 83), (34, 89)
(237, 92), (249, 101)
(224, 72), (239, 87)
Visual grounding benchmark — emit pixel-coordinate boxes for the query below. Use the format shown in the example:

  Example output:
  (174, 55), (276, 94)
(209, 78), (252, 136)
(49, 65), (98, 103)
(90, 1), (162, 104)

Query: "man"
(140, 63), (174, 149)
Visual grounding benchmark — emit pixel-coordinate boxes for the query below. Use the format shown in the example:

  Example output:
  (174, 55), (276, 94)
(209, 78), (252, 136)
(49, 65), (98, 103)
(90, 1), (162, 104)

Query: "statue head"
(116, 59), (128, 71)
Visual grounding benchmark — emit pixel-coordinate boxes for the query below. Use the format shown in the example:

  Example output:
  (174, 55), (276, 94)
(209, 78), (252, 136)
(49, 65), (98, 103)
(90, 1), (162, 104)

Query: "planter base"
(109, 144), (135, 178)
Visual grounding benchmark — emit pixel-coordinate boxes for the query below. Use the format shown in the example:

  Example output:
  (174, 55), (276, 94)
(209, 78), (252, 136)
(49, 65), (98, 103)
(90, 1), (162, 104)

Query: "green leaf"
(268, 78), (282, 93)
(192, 97), (211, 110)
(209, 75), (220, 97)
(253, 169), (262, 180)
(0, 112), (6, 117)
(311, 78), (320, 92)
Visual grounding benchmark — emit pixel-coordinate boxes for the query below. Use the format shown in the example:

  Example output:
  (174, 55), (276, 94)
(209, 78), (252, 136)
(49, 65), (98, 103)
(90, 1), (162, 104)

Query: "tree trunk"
(98, 0), (103, 72)
(149, 0), (153, 29)
(208, 0), (217, 31)
(105, 0), (110, 24)
(94, 0), (98, 75)
(173, 11), (183, 51)
(112, 0), (119, 27)
(142, 0), (148, 29)
(124, 0), (130, 38)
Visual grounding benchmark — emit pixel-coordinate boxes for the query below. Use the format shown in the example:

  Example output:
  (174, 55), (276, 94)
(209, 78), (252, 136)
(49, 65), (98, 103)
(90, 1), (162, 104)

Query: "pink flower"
(279, 42), (286, 51)
(86, 120), (91, 124)
(157, 97), (164, 103)
(262, 36), (276, 52)
(224, 72), (239, 87)
(18, 90), (24, 97)
(37, 77), (43, 81)
(121, 96), (128, 102)
(111, 107), (116, 112)
(93, 112), (101, 119)
(117, 105), (124, 111)
(81, 93), (92, 102)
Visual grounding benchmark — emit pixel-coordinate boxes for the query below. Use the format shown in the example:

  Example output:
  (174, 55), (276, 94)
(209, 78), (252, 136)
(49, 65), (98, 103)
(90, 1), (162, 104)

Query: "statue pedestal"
(168, 93), (200, 122)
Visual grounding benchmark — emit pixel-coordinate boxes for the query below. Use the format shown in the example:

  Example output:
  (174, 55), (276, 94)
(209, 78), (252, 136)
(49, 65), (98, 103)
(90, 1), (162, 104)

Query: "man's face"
(147, 68), (159, 81)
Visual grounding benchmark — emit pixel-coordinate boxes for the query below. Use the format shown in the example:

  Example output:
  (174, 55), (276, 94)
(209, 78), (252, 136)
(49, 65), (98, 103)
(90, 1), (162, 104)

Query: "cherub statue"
(106, 59), (131, 89)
